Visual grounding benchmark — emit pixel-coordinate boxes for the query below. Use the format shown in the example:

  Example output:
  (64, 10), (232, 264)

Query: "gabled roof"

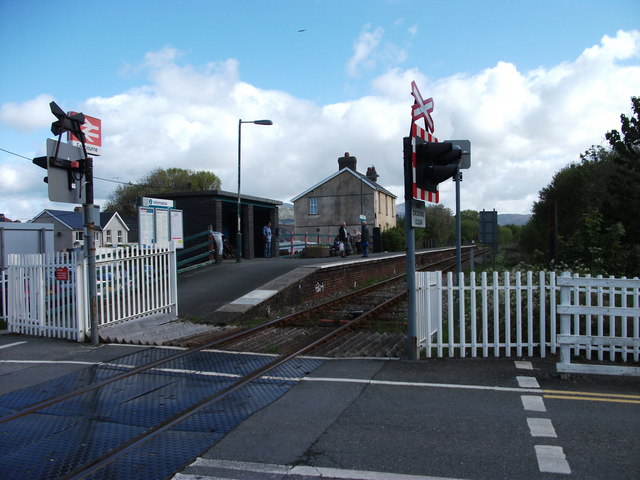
(32, 209), (86, 230)
(100, 211), (130, 231)
(291, 168), (397, 202)
(31, 209), (129, 231)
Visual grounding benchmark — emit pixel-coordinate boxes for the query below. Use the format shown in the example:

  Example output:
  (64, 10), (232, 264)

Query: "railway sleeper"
(324, 331), (374, 357)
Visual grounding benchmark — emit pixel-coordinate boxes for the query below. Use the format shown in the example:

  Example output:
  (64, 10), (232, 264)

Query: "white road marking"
(514, 360), (533, 370)
(527, 418), (557, 438)
(0, 341), (27, 350)
(521, 395), (547, 412)
(173, 458), (468, 480)
(304, 376), (543, 393)
(0, 360), (97, 366)
(516, 375), (540, 389)
(535, 445), (571, 474)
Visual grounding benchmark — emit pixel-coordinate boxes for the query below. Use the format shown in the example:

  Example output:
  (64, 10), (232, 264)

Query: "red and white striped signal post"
(405, 81), (439, 360)
(410, 123), (439, 204)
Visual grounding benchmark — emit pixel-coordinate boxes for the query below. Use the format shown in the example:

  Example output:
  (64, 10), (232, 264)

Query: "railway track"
(178, 248), (485, 356)
(0, 249), (486, 479)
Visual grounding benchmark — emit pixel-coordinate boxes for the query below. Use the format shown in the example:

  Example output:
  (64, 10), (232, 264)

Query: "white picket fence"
(556, 273), (640, 376)
(417, 271), (640, 374)
(5, 245), (177, 341)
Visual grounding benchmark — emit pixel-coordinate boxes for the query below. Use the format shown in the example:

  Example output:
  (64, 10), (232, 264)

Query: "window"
(106, 230), (112, 244)
(309, 197), (318, 215)
(117, 230), (124, 244)
(74, 231), (83, 241)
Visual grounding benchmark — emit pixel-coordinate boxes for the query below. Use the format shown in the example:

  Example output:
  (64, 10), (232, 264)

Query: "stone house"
(291, 153), (397, 244)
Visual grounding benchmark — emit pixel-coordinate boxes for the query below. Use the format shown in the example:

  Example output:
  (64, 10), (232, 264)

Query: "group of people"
(336, 220), (369, 258)
(214, 219), (370, 260)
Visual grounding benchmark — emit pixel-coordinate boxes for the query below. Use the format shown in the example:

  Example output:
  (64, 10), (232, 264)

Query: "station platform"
(100, 251), (399, 345)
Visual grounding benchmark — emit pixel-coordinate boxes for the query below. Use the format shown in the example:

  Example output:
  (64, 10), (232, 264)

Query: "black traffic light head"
(50, 101), (85, 140)
(32, 156), (49, 184)
(415, 140), (462, 193)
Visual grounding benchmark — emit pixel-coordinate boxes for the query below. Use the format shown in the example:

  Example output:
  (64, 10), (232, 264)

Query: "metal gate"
(6, 245), (177, 342)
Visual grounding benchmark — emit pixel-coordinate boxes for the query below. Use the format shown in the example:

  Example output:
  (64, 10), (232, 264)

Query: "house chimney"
(366, 166), (379, 182)
(338, 152), (357, 172)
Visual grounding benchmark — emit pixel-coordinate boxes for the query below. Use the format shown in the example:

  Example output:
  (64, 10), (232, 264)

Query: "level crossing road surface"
(0, 336), (638, 480)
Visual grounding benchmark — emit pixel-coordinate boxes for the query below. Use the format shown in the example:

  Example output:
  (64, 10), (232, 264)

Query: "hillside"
(395, 204), (530, 226)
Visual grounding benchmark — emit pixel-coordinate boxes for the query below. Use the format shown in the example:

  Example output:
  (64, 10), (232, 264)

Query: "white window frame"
(309, 197), (318, 215)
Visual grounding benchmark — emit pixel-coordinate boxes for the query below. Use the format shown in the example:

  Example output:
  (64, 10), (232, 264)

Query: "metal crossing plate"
(0, 349), (324, 480)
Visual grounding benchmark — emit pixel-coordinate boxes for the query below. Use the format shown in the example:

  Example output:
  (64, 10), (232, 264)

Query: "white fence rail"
(6, 251), (84, 340)
(6, 245), (177, 341)
(417, 271), (640, 374)
(557, 273), (640, 376)
(1, 270), (8, 325)
(419, 271), (558, 358)
(94, 245), (178, 328)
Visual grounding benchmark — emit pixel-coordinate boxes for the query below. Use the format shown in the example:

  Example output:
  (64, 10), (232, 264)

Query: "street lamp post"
(237, 118), (273, 262)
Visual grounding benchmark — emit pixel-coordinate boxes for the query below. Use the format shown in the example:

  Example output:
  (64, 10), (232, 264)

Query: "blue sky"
(1, 0), (639, 221)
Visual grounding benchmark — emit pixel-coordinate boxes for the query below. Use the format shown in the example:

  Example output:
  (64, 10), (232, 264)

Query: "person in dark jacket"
(338, 222), (349, 257)
(361, 220), (369, 257)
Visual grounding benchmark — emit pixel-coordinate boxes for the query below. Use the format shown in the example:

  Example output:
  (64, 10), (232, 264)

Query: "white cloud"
(1, 30), (639, 223)
(0, 94), (55, 131)
(347, 24), (385, 77)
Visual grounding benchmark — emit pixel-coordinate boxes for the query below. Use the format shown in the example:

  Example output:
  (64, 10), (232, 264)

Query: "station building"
(291, 153), (397, 244)
(160, 190), (281, 259)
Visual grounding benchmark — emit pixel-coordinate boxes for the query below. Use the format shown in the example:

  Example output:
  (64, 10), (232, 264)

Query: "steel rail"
(63, 249), (478, 478)
(60, 273), (417, 479)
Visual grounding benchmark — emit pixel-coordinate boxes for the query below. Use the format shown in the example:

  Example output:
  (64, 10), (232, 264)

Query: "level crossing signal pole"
(404, 81), (469, 359)
(33, 102), (99, 345)
(403, 137), (419, 360)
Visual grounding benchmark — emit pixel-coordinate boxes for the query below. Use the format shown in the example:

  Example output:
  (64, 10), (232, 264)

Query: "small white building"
(31, 208), (130, 251)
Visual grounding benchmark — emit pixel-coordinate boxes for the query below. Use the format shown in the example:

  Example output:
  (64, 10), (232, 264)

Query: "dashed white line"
(527, 418), (557, 438)
(535, 445), (572, 474)
(516, 376), (540, 389)
(514, 360), (533, 370)
(521, 395), (547, 412)
(515, 363), (571, 475)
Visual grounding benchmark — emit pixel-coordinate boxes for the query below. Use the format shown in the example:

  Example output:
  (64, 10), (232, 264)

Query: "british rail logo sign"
(68, 114), (102, 156)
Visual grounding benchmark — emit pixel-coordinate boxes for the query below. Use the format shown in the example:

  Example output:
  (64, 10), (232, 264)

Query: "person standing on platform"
(263, 221), (272, 258)
(361, 220), (370, 258)
(338, 222), (348, 257)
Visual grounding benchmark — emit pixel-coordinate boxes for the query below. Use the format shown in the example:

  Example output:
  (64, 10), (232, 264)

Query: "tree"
(603, 96), (640, 269)
(605, 96), (640, 167)
(421, 204), (455, 248)
(519, 97), (640, 275)
(460, 210), (479, 244)
(105, 168), (221, 217)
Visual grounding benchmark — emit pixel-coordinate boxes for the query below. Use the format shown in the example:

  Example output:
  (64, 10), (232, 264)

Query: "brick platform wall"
(240, 246), (472, 321)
